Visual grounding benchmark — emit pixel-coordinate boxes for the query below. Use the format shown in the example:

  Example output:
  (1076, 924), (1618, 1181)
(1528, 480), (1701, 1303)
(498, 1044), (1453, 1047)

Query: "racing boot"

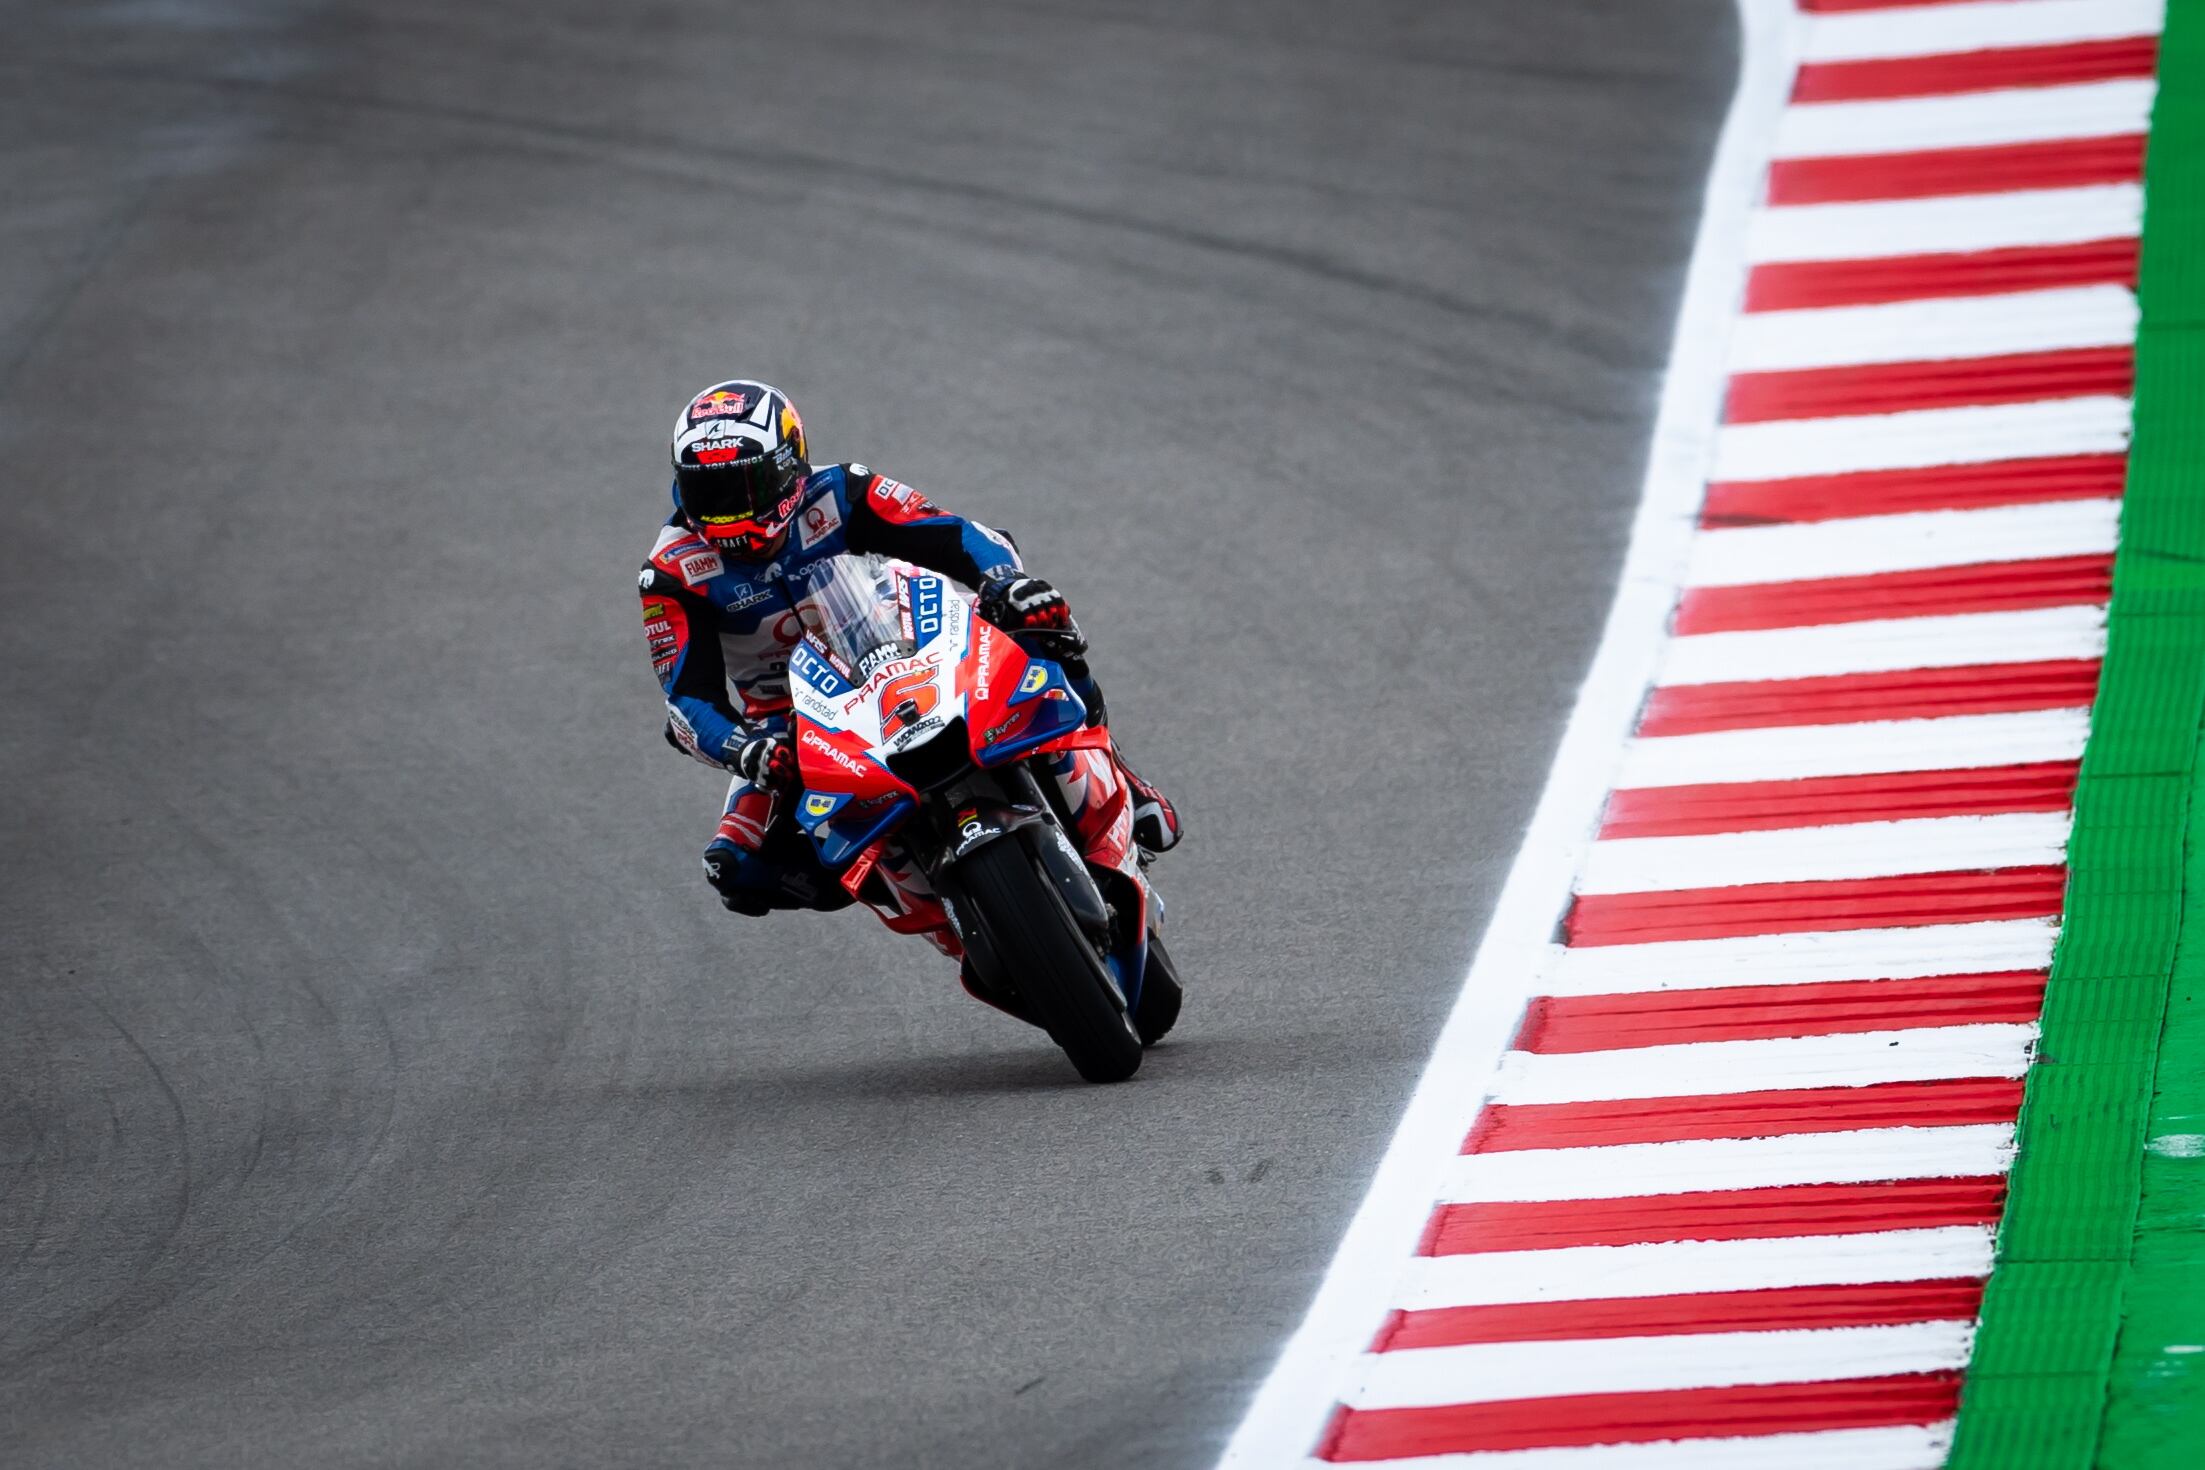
(1113, 742), (1181, 856)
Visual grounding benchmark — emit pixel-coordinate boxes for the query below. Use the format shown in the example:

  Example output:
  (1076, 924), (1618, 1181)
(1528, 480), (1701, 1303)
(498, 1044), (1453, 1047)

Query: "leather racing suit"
(640, 462), (1091, 914)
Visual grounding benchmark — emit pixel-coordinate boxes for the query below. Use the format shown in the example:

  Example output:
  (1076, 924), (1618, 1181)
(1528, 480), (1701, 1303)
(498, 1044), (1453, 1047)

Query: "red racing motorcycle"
(782, 554), (1181, 1082)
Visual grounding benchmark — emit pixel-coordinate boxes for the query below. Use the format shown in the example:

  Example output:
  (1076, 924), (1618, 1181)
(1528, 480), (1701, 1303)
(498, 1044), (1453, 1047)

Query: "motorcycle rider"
(639, 378), (1181, 926)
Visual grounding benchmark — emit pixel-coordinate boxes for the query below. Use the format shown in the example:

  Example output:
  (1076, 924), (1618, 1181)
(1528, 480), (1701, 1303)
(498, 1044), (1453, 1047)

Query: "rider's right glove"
(732, 732), (799, 794)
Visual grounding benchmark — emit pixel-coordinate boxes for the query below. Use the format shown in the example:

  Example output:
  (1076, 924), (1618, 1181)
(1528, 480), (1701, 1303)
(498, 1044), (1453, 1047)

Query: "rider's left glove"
(732, 732), (799, 794)
(979, 573), (1075, 634)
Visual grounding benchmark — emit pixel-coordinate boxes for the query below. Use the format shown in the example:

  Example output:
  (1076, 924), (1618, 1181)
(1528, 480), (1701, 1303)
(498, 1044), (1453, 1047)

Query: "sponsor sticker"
(973, 623), (997, 701)
(679, 550), (723, 585)
(869, 476), (942, 522)
(689, 389), (752, 421)
(665, 705), (703, 759)
(796, 495), (844, 549)
(789, 642), (848, 695)
(724, 582), (775, 613)
(911, 577), (944, 642)
(801, 727), (872, 778)
(1019, 665), (1050, 695)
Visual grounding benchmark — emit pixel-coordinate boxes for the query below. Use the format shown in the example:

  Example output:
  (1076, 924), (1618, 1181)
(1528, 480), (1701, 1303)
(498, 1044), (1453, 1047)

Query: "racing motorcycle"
(782, 553), (1181, 1083)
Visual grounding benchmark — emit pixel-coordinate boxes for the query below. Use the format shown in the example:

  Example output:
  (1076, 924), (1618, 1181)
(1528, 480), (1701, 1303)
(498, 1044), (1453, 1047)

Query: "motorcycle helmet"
(670, 379), (810, 559)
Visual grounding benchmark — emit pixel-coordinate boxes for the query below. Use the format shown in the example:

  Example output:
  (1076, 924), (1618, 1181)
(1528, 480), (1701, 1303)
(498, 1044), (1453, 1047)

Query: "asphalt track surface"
(0, 4), (1734, 1466)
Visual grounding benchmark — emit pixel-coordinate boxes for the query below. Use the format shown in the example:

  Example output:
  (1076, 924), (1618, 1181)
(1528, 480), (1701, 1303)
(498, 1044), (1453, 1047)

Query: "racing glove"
(732, 732), (799, 793)
(979, 574), (1075, 634)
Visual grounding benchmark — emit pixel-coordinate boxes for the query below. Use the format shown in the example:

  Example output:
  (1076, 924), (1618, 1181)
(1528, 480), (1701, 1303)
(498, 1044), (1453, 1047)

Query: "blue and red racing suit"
(640, 462), (1063, 913)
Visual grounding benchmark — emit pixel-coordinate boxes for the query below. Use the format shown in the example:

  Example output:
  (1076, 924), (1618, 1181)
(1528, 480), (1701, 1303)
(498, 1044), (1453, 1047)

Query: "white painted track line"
(1775, 80), (2154, 161)
(1344, 1321), (1974, 1410)
(1545, 919), (2058, 997)
(1729, 287), (2139, 373)
(1714, 399), (2133, 484)
(1747, 185), (2141, 264)
(1660, 607), (2107, 686)
(1490, 1025), (2037, 1105)
(1578, 811), (2071, 895)
(1802, 0), (2164, 65)
(1400, 1227), (1998, 1311)
(1616, 711), (2092, 788)
(1444, 1127), (2017, 1203)
(1299, 1424), (1958, 1470)
(1686, 500), (2121, 587)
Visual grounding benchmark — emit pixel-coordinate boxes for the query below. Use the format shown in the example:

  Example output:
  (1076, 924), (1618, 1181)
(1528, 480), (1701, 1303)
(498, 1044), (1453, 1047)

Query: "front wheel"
(958, 834), (1142, 1083)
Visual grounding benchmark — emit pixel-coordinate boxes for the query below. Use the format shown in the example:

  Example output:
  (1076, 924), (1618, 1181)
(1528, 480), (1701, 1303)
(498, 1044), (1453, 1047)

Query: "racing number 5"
(879, 668), (939, 735)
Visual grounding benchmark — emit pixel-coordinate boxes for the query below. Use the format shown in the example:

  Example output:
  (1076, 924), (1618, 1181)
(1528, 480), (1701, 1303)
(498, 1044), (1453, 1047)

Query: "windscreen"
(792, 554), (914, 675)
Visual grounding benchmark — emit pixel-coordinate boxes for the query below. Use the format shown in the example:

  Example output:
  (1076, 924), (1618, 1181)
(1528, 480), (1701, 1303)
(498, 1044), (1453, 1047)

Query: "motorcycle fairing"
(961, 618), (1090, 766)
(785, 555), (1161, 998)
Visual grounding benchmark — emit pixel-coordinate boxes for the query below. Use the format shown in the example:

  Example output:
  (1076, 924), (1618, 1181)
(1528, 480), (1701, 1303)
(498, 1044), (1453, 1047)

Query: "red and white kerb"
(1222, 1), (2160, 1465)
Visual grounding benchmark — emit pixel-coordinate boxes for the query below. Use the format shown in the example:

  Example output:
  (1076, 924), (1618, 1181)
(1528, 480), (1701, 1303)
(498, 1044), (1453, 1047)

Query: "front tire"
(959, 834), (1142, 1083)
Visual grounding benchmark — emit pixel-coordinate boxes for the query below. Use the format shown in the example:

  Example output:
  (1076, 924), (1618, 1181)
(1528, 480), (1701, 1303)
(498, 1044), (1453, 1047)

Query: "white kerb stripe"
(1714, 398), (2132, 484)
(1774, 80), (2154, 161)
(1490, 1025), (2036, 1105)
(1616, 710), (2092, 788)
(1660, 608), (2107, 687)
(1299, 1423), (1958, 1470)
(1578, 811), (2072, 895)
(1687, 500), (2121, 587)
(1802, 0), (2165, 64)
(1444, 1127), (2017, 1204)
(1344, 1321), (1974, 1410)
(1729, 286), (2139, 373)
(1747, 184), (2140, 265)
(1399, 1226), (1997, 1311)
(1545, 919), (2058, 997)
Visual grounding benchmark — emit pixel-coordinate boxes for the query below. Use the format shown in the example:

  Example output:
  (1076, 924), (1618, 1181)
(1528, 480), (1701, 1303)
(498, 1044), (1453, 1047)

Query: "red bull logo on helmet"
(689, 389), (753, 422)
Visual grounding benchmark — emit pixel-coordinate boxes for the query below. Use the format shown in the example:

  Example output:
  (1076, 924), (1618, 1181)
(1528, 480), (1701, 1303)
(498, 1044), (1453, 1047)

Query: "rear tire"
(959, 834), (1143, 1083)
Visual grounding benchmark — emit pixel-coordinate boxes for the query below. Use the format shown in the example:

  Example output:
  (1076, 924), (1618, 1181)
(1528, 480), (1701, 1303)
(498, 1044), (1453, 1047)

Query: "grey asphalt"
(0, 3), (1733, 1466)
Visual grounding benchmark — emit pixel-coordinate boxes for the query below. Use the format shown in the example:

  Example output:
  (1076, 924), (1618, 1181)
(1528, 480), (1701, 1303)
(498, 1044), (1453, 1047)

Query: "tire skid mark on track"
(1221, 1), (2154, 1464)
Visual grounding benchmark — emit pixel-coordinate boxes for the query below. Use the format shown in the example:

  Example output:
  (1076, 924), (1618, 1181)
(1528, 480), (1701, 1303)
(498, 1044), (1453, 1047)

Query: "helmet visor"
(676, 442), (808, 545)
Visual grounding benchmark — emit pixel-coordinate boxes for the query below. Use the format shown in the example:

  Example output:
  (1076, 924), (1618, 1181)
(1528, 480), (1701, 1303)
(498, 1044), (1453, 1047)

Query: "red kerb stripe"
(1421, 1178), (2005, 1256)
(1600, 762), (2081, 838)
(1768, 135), (2145, 206)
(1702, 454), (2128, 525)
(1746, 239), (2140, 312)
(1513, 972), (2047, 1052)
(1565, 866), (2065, 946)
(1672, 555), (2113, 634)
(1724, 347), (2131, 424)
(1764, 134), (2143, 206)
(1466, 1078), (2025, 1151)
(1319, 1373), (1963, 1461)
(1374, 1278), (1986, 1351)
(1636, 659), (2101, 737)
(1795, 38), (2159, 103)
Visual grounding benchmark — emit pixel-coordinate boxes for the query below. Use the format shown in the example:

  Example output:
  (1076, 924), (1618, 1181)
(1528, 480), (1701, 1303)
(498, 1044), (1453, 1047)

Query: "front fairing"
(788, 558), (975, 863)
(961, 617), (1090, 765)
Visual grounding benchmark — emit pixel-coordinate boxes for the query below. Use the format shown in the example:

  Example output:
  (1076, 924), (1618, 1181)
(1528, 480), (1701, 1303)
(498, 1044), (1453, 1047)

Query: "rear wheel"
(959, 834), (1142, 1083)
